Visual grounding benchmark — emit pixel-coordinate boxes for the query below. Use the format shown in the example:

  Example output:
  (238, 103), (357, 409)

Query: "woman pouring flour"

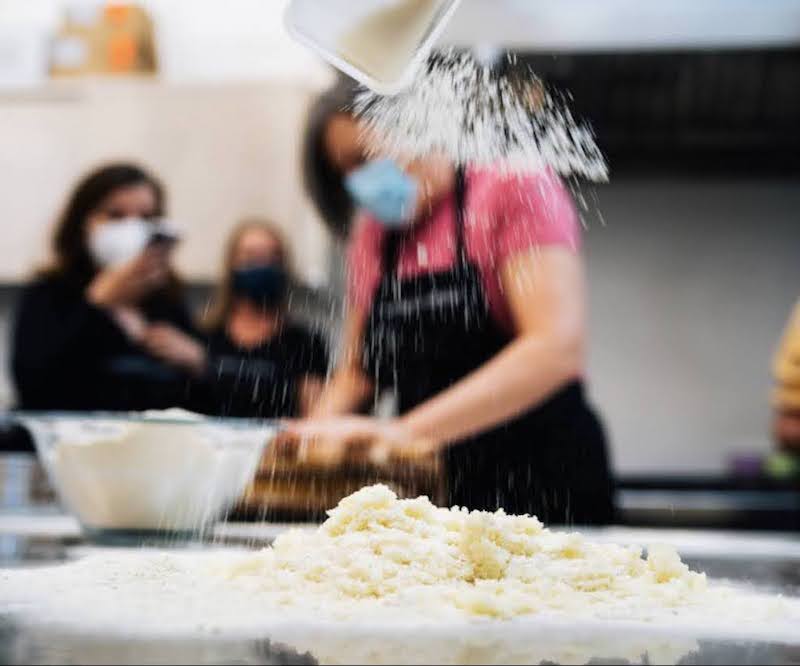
(285, 89), (614, 525)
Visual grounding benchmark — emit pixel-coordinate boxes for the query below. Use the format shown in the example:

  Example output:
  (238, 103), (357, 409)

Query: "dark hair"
(302, 75), (360, 237)
(43, 163), (165, 287)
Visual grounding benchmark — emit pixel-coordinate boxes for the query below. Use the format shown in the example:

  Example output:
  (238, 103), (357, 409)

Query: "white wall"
(585, 178), (800, 475)
(142, 0), (330, 84)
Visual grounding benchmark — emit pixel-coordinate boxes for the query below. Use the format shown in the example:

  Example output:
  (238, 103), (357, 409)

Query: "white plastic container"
(285, 0), (463, 94)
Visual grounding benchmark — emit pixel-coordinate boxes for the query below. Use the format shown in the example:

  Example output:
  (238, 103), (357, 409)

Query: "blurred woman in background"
(12, 163), (202, 412)
(197, 221), (329, 418)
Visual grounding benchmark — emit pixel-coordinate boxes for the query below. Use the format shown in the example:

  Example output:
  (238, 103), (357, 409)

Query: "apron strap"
(454, 165), (467, 265)
(382, 228), (401, 274)
(382, 165), (469, 274)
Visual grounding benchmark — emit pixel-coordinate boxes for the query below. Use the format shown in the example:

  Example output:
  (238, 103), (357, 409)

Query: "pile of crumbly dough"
(217, 484), (711, 621)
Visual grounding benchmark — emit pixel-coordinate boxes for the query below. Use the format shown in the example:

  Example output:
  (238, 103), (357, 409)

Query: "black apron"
(363, 168), (614, 525)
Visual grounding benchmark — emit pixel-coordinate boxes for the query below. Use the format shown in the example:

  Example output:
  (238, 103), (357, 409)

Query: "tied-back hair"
(202, 219), (293, 333)
(302, 74), (360, 237)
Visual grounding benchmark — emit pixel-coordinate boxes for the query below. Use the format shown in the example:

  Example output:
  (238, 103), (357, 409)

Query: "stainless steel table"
(2, 506), (800, 665)
(1, 453), (798, 665)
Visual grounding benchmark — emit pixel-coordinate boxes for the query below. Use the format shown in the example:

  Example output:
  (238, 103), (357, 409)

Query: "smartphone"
(148, 228), (179, 249)
(285, 0), (463, 95)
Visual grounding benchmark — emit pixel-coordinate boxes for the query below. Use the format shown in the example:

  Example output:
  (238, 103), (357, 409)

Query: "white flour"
(354, 50), (609, 181)
(2, 485), (799, 658)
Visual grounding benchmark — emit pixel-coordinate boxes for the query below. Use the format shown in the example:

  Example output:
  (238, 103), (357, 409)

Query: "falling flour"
(354, 50), (609, 181)
(2, 485), (799, 659)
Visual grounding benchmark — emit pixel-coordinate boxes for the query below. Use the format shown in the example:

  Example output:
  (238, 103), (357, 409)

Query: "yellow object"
(773, 300), (800, 410)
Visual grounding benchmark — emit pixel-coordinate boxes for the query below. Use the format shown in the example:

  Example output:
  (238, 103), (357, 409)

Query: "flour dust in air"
(354, 50), (609, 181)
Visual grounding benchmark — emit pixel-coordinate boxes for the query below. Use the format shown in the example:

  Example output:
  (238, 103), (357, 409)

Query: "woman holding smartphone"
(12, 163), (203, 412)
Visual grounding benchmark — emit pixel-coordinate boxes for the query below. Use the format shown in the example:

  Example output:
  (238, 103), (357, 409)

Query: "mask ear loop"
(454, 165), (467, 268)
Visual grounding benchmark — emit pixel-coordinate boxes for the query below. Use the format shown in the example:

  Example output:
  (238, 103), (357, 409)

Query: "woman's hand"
(273, 417), (441, 471)
(108, 307), (149, 343)
(141, 323), (207, 375)
(86, 246), (171, 308)
(275, 417), (396, 469)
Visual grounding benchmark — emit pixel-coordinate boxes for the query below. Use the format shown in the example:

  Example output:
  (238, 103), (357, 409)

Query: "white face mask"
(88, 217), (154, 268)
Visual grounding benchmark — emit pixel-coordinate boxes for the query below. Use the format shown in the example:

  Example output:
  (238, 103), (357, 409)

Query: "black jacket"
(12, 276), (199, 412)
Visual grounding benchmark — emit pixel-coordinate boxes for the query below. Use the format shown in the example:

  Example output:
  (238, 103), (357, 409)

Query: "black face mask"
(231, 264), (288, 308)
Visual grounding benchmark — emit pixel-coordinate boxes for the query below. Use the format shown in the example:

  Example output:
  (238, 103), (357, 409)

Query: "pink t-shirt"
(347, 167), (581, 332)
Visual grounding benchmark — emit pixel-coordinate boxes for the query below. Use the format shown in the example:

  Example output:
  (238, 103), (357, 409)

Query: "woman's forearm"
(298, 376), (325, 417)
(401, 248), (587, 447)
(400, 334), (582, 445)
(311, 306), (373, 418)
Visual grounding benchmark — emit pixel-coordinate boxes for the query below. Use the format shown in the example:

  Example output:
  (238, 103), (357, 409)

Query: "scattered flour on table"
(2, 486), (799, 649)
(354, 50), (609, 181)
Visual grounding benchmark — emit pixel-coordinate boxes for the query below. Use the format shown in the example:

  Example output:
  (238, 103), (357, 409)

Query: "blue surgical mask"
(344, 159), (418, 228)
(231, 264), (288, 309)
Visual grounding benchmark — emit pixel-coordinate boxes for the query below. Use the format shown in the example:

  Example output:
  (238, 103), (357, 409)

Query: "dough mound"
(220, 485), (707, 620)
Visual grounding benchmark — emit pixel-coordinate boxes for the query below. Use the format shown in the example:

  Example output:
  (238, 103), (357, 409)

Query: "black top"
(11, 276), (199, 412)
(199, 323), (329, 419)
